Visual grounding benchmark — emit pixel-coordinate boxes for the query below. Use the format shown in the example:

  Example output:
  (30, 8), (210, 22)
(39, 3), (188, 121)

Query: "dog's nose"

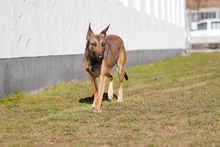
(98, 55), (103, 60)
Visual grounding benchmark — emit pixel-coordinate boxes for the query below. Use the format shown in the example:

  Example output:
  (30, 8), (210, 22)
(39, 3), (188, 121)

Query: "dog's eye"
(101, 42), (106, 47)
(91, 42), (97, 47)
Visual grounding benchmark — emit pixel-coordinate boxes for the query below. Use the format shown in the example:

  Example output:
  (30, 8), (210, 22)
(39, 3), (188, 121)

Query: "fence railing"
(188, 8), (220, 23)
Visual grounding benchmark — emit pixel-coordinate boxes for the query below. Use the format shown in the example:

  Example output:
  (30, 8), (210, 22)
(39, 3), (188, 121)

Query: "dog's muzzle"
(97, 55), (103, 62)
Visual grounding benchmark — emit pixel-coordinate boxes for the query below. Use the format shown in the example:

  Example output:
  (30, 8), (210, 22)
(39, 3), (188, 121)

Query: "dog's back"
(105, 35), (126, 68)
(106, 35), (124, 48)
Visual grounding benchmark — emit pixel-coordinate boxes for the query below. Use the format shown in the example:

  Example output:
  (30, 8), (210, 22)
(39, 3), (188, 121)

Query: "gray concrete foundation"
(0, 49), (183, 98)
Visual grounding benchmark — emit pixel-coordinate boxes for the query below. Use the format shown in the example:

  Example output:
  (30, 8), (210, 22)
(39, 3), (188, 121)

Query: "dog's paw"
(86, 66), (93, 72)
(93, 109), (102, 115)
(89, 66), (92, 70)
(108, 93), (113, 100)
(117, 99), (123, 102)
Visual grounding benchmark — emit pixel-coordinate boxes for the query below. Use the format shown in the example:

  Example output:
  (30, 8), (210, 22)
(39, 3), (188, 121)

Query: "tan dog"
(83, 24), (128, 114)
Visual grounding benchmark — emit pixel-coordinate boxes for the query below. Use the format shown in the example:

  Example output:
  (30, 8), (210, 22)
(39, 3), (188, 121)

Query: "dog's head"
(86, 23), (110, 62)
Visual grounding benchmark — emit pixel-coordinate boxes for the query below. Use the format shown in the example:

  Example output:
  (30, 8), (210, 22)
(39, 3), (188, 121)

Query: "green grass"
(0, 53), (220, 146)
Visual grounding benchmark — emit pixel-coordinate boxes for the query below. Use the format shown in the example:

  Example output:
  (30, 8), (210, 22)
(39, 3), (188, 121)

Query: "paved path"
(191, 49), (220, 53)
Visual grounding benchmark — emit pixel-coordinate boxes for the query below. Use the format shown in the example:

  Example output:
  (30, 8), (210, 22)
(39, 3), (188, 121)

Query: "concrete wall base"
(0, 49), (183, 98)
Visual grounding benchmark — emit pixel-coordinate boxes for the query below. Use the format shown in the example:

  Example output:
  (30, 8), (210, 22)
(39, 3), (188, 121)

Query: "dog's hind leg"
(117, 67), (125, 102)
(117, 46), (127, 102)
(107, 73), (114, 100)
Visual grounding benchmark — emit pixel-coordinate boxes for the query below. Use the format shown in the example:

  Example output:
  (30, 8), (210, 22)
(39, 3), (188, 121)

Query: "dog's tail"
(124, 72), (128, 81)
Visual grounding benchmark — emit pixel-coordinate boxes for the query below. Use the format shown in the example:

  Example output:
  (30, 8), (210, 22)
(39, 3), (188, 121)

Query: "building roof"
(186, 0), (220, 9)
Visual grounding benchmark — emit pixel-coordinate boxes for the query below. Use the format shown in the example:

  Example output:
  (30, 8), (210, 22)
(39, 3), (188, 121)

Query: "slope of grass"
(0, 53), (220, 146)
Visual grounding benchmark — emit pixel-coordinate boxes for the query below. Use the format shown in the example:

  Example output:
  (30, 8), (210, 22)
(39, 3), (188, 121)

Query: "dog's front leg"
(93, 74), (107, 114)
(87, 73), (98, 108)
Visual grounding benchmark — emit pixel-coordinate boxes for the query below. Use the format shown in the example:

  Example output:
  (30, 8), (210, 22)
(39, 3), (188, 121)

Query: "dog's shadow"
(79, 93), (117, 104)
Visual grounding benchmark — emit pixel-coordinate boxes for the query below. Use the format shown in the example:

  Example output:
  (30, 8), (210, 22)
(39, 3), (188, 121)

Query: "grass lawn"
(0, 53), (220, 146)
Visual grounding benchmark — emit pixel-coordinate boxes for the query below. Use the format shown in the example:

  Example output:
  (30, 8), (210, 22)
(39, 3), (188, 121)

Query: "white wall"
(0, 0), (186, 59)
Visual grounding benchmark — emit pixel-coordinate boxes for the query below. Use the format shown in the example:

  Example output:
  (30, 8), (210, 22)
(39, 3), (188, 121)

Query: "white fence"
(0, 0), (186, 59)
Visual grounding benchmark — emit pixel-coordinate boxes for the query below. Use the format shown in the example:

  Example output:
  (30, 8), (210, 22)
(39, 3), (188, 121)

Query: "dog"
(83, 23), (128, 114)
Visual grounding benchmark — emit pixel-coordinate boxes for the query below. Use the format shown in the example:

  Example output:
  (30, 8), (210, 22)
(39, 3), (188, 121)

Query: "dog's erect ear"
(86, 23), (94, 40)
(99, 24), (110, 37)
